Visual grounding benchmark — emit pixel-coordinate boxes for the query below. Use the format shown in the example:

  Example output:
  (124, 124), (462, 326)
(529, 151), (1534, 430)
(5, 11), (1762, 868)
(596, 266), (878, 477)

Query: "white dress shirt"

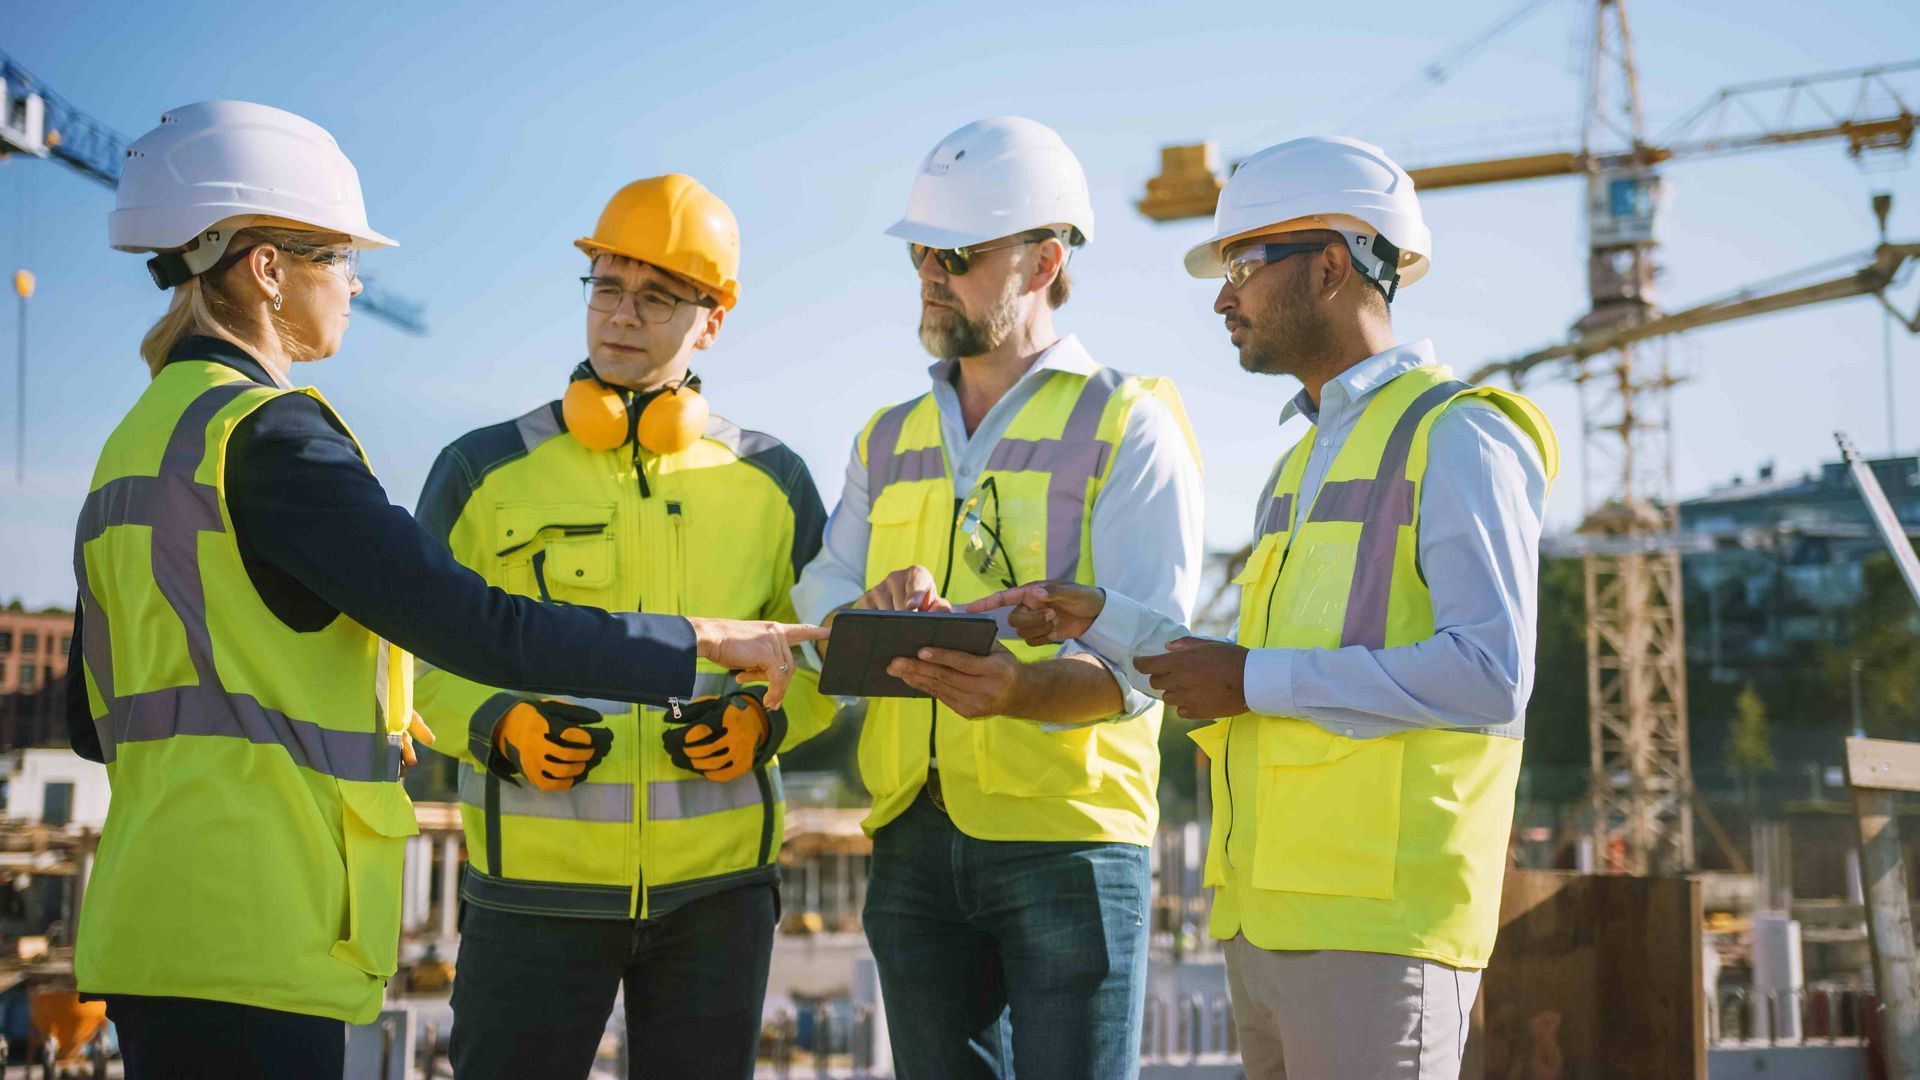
(792, 335), (1206, 723)
(1081, 340), (1547, 740)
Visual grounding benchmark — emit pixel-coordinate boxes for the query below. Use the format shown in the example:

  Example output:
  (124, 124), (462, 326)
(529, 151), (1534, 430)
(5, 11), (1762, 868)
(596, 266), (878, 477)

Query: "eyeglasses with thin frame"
(908, 228), (1070, 277)
(1222, 241), (1330, 288)
(958, 476), (1019, 590)
(581, 276), (716, 324)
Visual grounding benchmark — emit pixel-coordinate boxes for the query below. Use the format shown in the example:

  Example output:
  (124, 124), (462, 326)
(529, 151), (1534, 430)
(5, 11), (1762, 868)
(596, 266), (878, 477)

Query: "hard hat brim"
(883, 217), (1002, 252)
(1183, 236), (1230, 280)
(348, 226), (399, 250)
(109, 207), (399, 255)
(574, 238), (739, 310)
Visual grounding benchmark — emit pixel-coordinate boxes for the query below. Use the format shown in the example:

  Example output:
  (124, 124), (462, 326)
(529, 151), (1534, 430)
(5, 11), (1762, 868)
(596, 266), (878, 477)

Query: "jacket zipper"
(625, 442), (650, 920)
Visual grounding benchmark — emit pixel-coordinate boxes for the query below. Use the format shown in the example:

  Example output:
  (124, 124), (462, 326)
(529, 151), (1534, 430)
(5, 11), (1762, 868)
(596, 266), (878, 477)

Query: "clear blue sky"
(3, 0), (1917, 607)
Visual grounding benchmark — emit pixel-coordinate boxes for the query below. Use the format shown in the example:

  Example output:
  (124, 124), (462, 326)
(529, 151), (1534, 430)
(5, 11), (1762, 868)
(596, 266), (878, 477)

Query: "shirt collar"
(1279, 339), (1438, 426)
(165, 335), (285, 389)
(925, 333), (1098, 390)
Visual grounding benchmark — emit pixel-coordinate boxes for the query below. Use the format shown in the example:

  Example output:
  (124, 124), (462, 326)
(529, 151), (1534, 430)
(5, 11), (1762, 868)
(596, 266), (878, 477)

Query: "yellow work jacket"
(856, 365), (1198, 845)
(1191, 364), (1557, 970)
(414, 397), (832, 920)
(73, 359), (417, 1023)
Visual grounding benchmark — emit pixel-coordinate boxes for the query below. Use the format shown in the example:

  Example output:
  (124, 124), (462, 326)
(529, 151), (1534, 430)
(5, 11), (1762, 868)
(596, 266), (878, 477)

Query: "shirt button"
(1343, 727), (1355, 737)
(1318, 439), (1332, 448)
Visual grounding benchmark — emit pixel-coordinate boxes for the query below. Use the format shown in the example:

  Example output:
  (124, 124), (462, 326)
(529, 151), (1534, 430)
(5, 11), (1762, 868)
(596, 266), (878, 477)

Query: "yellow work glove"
(493, 700), (612, 791)
(662, 691), (775, 784)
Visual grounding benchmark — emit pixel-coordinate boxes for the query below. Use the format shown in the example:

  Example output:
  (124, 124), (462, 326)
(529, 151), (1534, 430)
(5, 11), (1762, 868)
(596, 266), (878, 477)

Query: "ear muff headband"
(562, 362), (709, 455)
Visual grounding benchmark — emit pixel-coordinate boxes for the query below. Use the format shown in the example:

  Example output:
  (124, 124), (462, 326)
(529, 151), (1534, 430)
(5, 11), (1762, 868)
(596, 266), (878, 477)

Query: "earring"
(271, 293), (283, 312)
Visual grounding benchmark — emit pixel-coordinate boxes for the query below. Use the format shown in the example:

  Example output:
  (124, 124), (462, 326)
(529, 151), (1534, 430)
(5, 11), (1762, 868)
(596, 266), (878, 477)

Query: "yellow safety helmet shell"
(575, 175), (741, 310)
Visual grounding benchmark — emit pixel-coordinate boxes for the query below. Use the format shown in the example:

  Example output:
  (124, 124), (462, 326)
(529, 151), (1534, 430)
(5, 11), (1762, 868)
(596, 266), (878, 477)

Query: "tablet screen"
(819, 610), (1000, 699)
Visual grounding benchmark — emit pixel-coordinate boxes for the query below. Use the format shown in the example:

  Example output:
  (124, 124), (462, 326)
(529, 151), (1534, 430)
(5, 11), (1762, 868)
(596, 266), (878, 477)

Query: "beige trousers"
(1224, 935), (1481, 1079)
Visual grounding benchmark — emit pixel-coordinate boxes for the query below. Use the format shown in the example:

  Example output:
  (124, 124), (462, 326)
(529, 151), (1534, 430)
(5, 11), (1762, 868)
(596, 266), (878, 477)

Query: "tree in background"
(1727, 681), (1774, 815)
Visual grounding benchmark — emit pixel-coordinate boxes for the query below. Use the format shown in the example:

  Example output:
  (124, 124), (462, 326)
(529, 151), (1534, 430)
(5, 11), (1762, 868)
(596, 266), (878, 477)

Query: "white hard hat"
(110, 100), (396, 290)
(886, 117), (1095, 250)
(1185, 135), (1430, 300)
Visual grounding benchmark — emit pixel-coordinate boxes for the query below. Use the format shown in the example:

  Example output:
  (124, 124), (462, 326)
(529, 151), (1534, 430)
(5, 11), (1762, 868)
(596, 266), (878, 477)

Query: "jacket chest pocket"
(1252, 719), (1402, 901)
(494, 502), (619, 606)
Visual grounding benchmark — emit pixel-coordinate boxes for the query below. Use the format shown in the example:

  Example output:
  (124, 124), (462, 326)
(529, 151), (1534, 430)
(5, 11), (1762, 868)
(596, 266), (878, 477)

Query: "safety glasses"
(1223, 241), (1330, 288)
(581, 277), (715, 324)
(210, 242), (360, 284)
(957, 476), (1019, 590)
(907, 228), (1068, 277)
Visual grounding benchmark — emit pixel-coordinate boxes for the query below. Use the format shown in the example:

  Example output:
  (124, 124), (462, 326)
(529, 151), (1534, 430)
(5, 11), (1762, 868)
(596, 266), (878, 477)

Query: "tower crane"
(0, 52), (427, 334)
(1137, 0), (1918, 875)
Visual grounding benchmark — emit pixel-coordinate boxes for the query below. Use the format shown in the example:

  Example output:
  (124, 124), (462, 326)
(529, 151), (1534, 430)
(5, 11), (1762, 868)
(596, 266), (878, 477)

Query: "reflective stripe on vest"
(1300, 379), (1466, 651)
(456, 762), (777, 823)
(71, 383), (400, 784)
(865, 369), (1124, 580)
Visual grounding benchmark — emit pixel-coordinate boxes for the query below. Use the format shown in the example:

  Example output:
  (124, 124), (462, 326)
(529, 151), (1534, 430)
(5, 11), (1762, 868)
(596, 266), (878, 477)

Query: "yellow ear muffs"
(635, 383), (709, 455)
(563, 377), (631, 451)
(563, 363), (710, 455)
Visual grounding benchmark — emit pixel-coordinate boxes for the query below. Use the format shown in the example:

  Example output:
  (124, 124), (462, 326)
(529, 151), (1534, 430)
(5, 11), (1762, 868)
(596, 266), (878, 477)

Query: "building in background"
(1678, 454), (1920, 679)
(0, 608), (73, 752)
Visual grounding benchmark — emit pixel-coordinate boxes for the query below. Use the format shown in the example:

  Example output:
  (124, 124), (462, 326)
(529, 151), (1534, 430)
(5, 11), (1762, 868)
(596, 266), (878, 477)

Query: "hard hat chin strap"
(1344, 231), (1403, 305)
(146, 228), (240, 291)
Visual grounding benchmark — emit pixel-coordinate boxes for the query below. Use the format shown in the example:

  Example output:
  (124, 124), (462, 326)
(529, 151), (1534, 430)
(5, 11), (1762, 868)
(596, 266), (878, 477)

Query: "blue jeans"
(864, 791), (1151, 1079)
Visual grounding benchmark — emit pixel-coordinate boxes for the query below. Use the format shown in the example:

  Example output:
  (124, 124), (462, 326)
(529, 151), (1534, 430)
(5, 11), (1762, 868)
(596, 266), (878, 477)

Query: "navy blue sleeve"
(64, 596), (103, 763)
(223, 393), (696, 704)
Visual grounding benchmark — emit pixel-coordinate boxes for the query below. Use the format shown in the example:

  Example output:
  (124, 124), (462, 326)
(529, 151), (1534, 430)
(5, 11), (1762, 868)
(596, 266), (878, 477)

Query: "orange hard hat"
(576, 174), (741, 309)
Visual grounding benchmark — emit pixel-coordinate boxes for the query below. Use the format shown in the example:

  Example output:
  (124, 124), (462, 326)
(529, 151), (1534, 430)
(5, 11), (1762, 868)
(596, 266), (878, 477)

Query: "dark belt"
(925, 766), (947, 814)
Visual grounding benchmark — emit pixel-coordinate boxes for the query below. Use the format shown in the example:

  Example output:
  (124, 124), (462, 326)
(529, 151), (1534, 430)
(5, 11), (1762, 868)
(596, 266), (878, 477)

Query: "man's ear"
(1316, 241), (1356, 302)
(694, 304), (727, 351)
(1030, 237), (1067, 298)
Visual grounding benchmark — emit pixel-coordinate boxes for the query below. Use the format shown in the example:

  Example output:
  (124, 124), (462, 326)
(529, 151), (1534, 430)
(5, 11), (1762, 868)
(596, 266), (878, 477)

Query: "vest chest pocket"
(865, 491), (930, 581)
(1252, 719), (1401, 900)
(493, 503), (619, 606)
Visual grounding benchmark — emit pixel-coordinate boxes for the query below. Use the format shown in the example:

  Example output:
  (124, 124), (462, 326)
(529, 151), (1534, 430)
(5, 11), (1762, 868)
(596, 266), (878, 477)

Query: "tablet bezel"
(818, 610), (1000, 699)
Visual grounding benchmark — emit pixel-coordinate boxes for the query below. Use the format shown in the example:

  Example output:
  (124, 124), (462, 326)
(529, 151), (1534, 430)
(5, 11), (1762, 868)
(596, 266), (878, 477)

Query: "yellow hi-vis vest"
(73, 359), (418, 1024)
(857, 366), (1199, 844)
(1189, 364), (1557, 970)
(413, 400), (834, 921)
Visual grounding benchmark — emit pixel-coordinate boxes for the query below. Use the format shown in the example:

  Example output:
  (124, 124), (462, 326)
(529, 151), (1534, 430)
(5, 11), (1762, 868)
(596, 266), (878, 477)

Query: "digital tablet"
(818, 610), (1000, 699)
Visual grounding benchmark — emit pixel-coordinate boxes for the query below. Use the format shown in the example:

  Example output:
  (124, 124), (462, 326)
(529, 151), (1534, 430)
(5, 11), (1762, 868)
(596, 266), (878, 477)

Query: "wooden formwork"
(1468, 869), (1706, 1079)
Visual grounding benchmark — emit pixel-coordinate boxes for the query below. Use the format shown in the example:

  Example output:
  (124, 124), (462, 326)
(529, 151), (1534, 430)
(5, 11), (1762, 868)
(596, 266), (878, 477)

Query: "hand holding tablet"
(818, 610), (999, 698)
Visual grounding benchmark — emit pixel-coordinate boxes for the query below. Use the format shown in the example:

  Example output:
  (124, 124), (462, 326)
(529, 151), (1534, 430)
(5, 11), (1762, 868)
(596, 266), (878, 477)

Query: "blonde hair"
(138, 226), (354, 376)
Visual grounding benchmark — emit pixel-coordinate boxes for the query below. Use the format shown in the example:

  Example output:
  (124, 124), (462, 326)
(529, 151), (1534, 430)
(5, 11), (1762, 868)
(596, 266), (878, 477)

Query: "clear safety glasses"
(957, 476), (1019, 590)
(1222, 241), (1329, 288)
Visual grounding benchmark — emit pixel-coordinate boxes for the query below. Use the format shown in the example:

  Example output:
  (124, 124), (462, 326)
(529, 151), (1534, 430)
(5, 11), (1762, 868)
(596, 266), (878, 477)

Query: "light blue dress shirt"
(1081, 340), (1547, 740)
(792, 335), (1206, 723)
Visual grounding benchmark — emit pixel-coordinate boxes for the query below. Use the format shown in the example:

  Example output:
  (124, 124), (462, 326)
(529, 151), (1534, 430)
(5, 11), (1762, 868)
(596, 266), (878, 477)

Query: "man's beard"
(918, 283), (1019, 360)
(1235, 270), (1336, 377)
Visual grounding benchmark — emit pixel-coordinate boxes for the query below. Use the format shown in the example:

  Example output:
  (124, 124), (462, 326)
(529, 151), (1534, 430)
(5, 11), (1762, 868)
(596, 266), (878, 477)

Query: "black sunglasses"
(908, 228), (1069, 277)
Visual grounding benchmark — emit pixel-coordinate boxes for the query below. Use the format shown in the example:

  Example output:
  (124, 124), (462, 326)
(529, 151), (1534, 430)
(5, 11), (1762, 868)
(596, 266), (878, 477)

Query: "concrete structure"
(5, 747), (107, 829)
